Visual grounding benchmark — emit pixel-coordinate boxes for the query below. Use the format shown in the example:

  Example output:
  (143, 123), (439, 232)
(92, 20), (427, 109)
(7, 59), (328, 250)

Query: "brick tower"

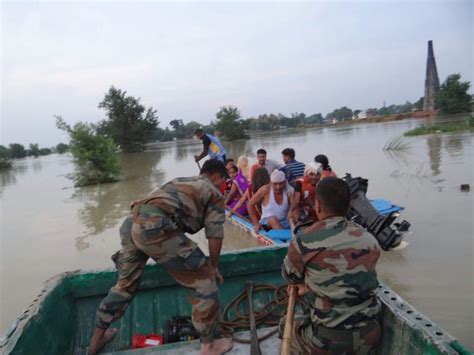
(423, 40), (440, 111)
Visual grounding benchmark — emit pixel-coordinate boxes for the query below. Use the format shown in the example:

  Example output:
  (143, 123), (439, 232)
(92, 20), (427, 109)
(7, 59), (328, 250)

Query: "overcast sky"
(1, 0), (472, 147)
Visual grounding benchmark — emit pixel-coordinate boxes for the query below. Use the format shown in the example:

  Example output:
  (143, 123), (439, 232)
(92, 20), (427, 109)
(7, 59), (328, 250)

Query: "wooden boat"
(0, 246), (470, 354)
(226, 198), (408, 247)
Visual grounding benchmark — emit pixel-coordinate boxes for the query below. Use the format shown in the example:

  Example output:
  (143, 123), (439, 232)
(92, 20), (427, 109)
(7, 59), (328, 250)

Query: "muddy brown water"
(1, 119), (472, 349)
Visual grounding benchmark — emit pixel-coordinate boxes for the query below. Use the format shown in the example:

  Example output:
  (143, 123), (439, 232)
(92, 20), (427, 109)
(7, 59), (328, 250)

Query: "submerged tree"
(435, 74), (471, 115)
(98, 86), (158, 152)
(56, 143), (69, 154)
(56, 116), (121, 187)
(28, 143), (40, 157)
(0, 145), (12, 168)
(215, 106), (248, 140)
(9, 143), (27, 159)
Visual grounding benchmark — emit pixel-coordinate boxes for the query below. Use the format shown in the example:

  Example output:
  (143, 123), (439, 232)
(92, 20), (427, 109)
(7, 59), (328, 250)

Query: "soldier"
(281, 177), (381, 354)
(88, 159), (233, 355)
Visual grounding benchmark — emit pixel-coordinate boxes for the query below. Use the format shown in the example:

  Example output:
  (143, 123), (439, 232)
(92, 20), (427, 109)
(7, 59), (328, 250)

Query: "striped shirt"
(279, 159), (305, 186)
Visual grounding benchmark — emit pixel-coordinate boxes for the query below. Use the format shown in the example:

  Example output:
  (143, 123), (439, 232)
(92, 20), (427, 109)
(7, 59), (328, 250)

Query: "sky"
(1, 0), (472, 147)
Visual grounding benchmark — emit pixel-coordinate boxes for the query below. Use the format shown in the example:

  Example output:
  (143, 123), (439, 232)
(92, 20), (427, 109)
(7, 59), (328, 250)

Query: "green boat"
(0, 246), (470, 354)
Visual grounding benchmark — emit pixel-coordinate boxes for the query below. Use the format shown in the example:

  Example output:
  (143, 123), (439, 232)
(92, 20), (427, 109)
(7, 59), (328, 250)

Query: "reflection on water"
(0, 168), (17, 192)
(427, 135), (442, 176)
(174, 143), (194, 162)
(32, 159), (42, 172)
(444, 134), (464, 157)
(73, 151), (165, 251)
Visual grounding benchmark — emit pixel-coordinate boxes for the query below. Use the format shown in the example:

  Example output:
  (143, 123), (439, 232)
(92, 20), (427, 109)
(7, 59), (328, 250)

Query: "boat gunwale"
(1, 245), (470, 354)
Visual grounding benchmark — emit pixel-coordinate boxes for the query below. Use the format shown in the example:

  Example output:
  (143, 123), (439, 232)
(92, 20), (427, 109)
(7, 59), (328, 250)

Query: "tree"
(435, 74), (471, 115)
(214, 106), (248, 140)
(56, 116), (121, 187)
(98, 86), (158, 152)
(28, 143), (40, 157)
(169, 119), (186, 139)
(9, 143), (27, 158)
(39, 148), (52, 156)
(56, 143), (69, 154)
(0, 145), (12, 168)
(169, 119), (184, 131)
(326, 107), (353, 121)
(414, 97), (424, 111)
(305, 113), (324, 124)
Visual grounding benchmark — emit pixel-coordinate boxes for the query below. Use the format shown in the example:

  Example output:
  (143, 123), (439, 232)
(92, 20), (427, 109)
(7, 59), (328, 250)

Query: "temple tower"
(423, 40), (440, 111)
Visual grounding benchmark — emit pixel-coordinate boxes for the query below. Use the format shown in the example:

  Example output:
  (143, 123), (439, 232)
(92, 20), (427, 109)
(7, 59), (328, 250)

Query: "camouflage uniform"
(281, 216), (382, 354)
(95, 176), (225, 343)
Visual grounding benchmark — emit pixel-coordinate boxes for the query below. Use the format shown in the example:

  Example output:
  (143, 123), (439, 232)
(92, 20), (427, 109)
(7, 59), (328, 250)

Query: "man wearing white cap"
(247, 170), (293, 233)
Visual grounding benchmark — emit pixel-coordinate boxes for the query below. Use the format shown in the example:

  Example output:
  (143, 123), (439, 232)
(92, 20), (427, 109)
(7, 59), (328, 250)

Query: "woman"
(237, 155), (250, 180)
(314, 154), (337, 179)
(230, 167), (270, 218)
(288, 162), (319, 224)
(225, 165), (249, 216)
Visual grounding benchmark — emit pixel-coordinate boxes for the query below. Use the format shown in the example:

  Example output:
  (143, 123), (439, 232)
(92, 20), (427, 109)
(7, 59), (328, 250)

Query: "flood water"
(1, 119), (473, 349)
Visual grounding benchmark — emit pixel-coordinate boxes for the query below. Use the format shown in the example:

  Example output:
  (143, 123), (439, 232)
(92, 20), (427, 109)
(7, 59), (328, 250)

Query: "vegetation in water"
(435, 74), (471, 115)
(97, 86), (159, 153)
(404, 117), (474, 137)
(56, 116), (121, 187)
(0, 145), (12, 168)
(383, 136), (411, 151)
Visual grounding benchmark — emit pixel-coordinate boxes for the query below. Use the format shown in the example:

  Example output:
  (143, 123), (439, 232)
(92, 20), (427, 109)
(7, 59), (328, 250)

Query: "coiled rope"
(219, 283), (308, 344)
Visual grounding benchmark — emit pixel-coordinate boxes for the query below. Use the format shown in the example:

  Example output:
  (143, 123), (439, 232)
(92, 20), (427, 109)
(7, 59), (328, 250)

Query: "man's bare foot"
(200, 337), (233, 355)
(88, 328), (118, 355)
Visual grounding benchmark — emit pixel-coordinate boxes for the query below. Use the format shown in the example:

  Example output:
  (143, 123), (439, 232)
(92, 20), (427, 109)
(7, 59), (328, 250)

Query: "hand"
(229, 209), (235, 216)
(253, 223), (262, 233)
(289, 283), (307, 296)
(211, 267), (224, 284)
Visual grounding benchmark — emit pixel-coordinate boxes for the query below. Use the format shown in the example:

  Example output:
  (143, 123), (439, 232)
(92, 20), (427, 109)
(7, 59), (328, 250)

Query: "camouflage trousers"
(280, 316), (381, 354)
(95, 213), (220, 343)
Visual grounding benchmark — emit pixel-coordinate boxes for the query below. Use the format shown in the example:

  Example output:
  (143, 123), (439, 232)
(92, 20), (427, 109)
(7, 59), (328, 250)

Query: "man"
(88, 159), (233, 355)
(249, 148), (279, 180)
(288, 162), (320, 224)
(281, 177), (381, 354)
(194, 128), (227, 163)
(247, 170), (293, 233)
(279, 148), (305, 186)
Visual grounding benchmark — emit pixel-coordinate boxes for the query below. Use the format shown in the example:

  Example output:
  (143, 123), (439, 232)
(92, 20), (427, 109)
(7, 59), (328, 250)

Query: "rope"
(219, 283), (309, 344)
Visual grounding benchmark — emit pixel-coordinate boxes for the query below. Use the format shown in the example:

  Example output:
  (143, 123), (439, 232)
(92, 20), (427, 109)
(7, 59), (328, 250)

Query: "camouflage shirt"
(136, 176), (225, 239)
(282, 216), (381, 329)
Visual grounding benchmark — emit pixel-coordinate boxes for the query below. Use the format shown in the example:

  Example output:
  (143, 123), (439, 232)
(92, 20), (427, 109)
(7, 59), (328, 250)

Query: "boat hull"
(0, 246), (469, 354)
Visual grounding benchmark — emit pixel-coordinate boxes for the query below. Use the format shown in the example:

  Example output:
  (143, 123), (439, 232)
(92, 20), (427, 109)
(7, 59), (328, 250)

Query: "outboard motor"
(342, 174), (410, 250)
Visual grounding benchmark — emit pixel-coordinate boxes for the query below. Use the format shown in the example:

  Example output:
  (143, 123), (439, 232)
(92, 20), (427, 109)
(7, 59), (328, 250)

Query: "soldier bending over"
(88, 159), (232, 355)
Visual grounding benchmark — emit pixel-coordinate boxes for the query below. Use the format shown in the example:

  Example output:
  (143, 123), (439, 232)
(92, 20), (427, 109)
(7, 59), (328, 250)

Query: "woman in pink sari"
(224, 165), (249, 216)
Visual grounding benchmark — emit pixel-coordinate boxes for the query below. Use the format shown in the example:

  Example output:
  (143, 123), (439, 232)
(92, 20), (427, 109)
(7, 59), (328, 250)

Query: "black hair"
(201, 159), (227, 177)
(252, 167), (270, 194)
(281, 148), (295, 160)
(315, 177), (350, 216)
(228, 165), (238, 173)
(225, 158), (234, 164)
(257, 148), (267, 155)
(195, 128), (204, 135)
(314, 154), (330, 170)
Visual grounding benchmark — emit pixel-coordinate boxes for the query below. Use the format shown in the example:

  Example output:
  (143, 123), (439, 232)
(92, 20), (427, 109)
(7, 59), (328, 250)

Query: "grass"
(383, 136), (411, 151)
(404, 116), (474, 137)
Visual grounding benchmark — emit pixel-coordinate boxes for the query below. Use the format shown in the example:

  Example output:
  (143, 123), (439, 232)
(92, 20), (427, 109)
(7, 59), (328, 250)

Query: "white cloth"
(260, 186), (289, 221)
